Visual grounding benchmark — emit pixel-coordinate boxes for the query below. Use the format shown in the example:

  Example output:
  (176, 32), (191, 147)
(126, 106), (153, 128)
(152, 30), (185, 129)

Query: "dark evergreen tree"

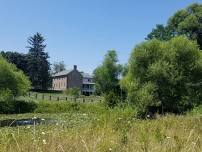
(27, 33), (51, 90)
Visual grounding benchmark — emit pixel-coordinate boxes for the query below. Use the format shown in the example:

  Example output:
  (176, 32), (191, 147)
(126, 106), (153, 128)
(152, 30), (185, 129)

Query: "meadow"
(0, 95), (201, 152)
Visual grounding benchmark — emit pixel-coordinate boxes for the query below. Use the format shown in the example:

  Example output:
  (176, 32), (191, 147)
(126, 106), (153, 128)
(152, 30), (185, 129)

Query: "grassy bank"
(0, 100), (201, 152)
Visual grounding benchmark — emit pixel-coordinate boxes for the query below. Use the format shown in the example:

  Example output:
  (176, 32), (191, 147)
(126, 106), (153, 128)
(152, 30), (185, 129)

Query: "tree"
(27, 33), (51, 90)
(52, 61), (66, 74)
(0, 55), (30, 100)
(147, 24), (174, 41)
(93, 50), (122, 107)
(122, 36), (202, 117)
(93, 50), (122, 95)
(0, 51), (28, 75)
(147, 3), (202, 49)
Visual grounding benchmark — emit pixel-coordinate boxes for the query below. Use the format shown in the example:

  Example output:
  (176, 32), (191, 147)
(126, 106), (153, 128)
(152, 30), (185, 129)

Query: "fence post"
(83, 98), (85, 103)
(35, 94), (37, 99)
(66, 97), (67, 101)
(42, 94), (44, 100)
(49, 96), (51, 101)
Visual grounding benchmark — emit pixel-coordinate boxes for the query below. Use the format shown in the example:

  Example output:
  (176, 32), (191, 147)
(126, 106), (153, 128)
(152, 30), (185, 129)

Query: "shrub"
(0, 55), (30, 97)
(122, 36), (202, 117)
(64, 87), (80, 98)
(0, 100), (37, 114)
(104, 91), (121, 108)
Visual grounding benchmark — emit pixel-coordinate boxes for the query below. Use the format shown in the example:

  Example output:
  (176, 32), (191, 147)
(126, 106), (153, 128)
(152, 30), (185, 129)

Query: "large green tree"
(93, 50), (122, 95)
(147, 3), (202, 49)
(0, 55), (30, 101)
(27, 33), (51, 90)
(93, 50), (123, 107)
(122, 36), (202, 117)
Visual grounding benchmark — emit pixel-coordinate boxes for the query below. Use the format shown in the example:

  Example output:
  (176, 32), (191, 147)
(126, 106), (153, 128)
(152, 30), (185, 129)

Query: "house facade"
(52, 65), (95, 95)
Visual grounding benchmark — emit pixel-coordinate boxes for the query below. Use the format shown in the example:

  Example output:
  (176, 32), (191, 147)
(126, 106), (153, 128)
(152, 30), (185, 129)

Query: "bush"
(122, 36), (202, 117)
(0, 55), (30, 97)
(104, 91), (121, 108)
(64, 87), (80, 98)
(0, 100), (37, 114)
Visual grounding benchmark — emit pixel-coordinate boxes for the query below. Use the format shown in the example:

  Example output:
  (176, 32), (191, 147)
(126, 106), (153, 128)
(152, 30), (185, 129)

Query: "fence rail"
(27, 92), (103, 103)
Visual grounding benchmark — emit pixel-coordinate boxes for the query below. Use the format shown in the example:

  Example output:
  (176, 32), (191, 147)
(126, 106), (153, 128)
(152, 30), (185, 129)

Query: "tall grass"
(0, 101), (201, 152)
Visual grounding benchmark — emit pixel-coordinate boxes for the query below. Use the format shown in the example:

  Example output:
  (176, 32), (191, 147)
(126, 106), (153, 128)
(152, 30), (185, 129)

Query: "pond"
(0, 118), (58, 127)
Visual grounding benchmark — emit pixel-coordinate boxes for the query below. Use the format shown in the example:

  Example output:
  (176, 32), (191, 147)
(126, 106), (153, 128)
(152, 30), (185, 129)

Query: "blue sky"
(0, 0), (201, 73)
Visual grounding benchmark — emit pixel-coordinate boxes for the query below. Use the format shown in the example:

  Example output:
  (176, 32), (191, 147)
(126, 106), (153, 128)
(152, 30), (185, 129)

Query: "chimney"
(74, 65), (77, 70)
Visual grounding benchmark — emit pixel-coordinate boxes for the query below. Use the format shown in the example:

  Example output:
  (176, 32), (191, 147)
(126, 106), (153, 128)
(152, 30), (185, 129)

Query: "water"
(0, 118), (58, 127)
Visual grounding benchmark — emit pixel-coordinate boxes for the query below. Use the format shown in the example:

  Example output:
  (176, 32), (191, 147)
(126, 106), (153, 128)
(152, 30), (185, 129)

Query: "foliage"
(0, 100), (37, 114)
(93, 50), (122, 95)
(104, 91), (121, 108)
(64, 87), (80, 98)
(122, 36), (202, 117)
(0, 55), (30, 98)
(52, 61), (66, 74)
(147, 3), (202, 49)
(27, 33), (51, 90)
(147, 24), (174, 41)
(0, 51), (28, 75)
(93, 50), (123, 107)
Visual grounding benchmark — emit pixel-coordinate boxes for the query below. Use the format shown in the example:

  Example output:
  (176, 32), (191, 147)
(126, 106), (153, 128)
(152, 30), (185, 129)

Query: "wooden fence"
(27, 92), (103, 103)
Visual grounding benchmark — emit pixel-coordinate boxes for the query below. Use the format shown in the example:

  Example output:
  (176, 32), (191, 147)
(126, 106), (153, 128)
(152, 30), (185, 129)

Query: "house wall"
(67, 70), (83, 90)
(52, 76), (67, 90)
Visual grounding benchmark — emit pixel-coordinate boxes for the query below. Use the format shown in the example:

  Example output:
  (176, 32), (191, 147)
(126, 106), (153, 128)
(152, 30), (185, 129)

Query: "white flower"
(192, 142), (196, 145)
(41, 118), (45, 121)
(109, 148), (112, 151)
(42, 132), (45, 135)
(166, 136), (171, 139)
(83, 113), (87, 116)
(27, 126), (31, 129)
(32, 116), (37, 119)
(42, 139), (47, 145)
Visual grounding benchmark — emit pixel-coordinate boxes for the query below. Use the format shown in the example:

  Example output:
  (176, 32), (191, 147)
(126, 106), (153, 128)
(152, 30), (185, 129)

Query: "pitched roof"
(52, 69), (94, 78)
(52, 70), (72, 77)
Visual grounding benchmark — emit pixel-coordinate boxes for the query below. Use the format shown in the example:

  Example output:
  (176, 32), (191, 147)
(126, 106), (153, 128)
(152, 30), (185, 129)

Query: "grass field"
(0, 96), (201, 152)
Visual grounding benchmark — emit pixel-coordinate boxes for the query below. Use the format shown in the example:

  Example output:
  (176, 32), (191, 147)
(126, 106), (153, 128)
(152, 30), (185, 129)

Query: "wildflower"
(27, 126), (31, 129)
(41, 118), (45, 121)
(192, 142), (196, 145)
(109, 148), (112, 151)
(42, 132), (45, 135)
(32, 116), (37, 119)
(166, 136), (171, 139)
(42, 139), (47, 145)
(118, 117), (122, 120)
(83, 113), (87, 116)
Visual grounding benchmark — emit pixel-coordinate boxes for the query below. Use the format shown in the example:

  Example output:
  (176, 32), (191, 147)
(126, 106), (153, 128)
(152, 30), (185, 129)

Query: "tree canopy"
(147, 3), (202, 49)
(0, 55), (30, 100)
(122, 36), (202, 117)
(0, 51), (28, 75)
(93, 50), (122, 95)
(52, 61), (66, 74)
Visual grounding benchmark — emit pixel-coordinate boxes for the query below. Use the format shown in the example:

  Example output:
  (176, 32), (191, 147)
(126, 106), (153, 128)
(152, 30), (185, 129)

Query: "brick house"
(52, 65), (95, 95)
